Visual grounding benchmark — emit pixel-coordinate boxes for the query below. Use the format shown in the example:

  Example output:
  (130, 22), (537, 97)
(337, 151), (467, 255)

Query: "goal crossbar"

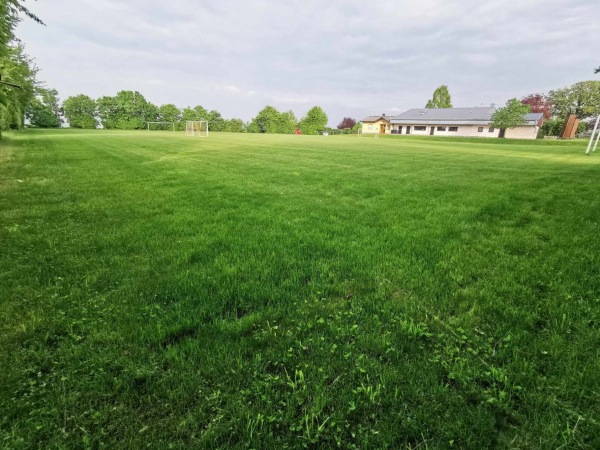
(147, 121), (175, 131)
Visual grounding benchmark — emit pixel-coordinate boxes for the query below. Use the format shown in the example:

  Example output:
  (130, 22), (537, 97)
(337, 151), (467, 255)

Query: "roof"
(361, 115), (390, 123)
(390, 107), (543, 126)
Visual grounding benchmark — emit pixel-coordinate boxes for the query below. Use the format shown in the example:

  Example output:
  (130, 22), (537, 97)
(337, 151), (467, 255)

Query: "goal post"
(147, 121), (175, 131)
(186, 120), (208, 137)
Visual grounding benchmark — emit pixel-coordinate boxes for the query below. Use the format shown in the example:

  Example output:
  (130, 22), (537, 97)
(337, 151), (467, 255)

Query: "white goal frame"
(186, 120), (209, 137)
(147, 121), (175, 131)
(586, 116), (600, 155)
(357, 129), (379, 138)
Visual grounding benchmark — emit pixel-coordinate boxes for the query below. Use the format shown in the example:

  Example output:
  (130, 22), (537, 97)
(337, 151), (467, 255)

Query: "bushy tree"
(337, 117), (356, 130)
(207, 110), (226, 132)
(0, 2), (44, 136)
(25, 97), (60, 127)
(549, 81), (600, 119)
(490, 98), (531, 136)
(63, 94), (97, 128)
(248, 106), (296, 133)
(521, 94), (552, 120)
(158, 104), (181, 123)
(96, 91), (157, 129)
(279, 110), (297, 134)
(299, 106), (327, 135)
(224, 118), (245, 132)
(425, 85), (452, 108)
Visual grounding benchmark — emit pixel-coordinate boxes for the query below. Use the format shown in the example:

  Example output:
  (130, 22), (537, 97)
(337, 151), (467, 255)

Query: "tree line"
(34, 90), (333, 135)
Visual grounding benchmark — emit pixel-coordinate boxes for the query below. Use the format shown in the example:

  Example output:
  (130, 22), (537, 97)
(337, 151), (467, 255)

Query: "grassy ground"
(1, 129), (599, 449)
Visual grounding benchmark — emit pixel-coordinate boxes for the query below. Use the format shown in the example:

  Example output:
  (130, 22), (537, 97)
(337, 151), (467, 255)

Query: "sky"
(16, 0), (600, 126)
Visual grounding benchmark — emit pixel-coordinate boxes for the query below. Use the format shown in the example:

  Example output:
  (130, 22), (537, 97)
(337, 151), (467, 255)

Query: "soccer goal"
(147, 121), (175, 131)
(357, 129), (379, 138)
(186, 120), (209, 137)
(586, 116), (600, 155)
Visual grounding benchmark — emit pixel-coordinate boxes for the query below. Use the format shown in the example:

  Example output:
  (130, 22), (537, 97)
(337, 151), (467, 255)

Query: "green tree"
(63, 94), (97, 128)
(96, 91), (157, 129)
(248, 106), (284, 133)
(490, 98), (531, 137)
(0, 1), (44, 136)
(207, 110), (226, 132)
(158, 104), (181, 123)
(40, 88), (60, 122)
(0, 44), (38, 133)
(425, 85), (453, 108)
(25, 97), (60, 127)
(224, 118), (245, 133)
(279, 110), (297, 134)
(299, 106), (327, 135)
(548, 81), (600, 119)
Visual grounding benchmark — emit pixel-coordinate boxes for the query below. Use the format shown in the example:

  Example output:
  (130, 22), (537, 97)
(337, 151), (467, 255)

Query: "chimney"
(491, 103), (495, 108)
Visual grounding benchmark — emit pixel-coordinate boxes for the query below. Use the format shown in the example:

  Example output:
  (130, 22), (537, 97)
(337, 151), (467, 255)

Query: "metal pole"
(593, 126), (600, 152)
(586, 115), (600, 154)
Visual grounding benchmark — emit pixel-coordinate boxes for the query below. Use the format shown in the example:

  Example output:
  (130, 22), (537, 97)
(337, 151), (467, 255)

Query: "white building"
(388, 107), (543, 139)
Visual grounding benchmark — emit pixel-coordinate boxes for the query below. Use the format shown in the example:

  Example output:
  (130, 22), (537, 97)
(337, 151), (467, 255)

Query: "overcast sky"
(16, 0), (599, 126)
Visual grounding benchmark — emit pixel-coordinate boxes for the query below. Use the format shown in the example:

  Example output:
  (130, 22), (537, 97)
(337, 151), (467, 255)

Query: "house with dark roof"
(360, 114), (390, 135)
(387, 107), (543, 139)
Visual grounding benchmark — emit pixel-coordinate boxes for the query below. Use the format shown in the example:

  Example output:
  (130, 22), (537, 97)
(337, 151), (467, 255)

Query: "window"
(489, 127), (495, 132)
(478, 127), (484, 132)
(368, 124), (373, 130)
(448, 127), (459, 132)
(414, 126), (426, 131)
(437, 126), (446, 131)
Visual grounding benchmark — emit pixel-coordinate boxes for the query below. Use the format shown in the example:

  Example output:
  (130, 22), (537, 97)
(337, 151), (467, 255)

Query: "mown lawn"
(1, 129), (599, 449)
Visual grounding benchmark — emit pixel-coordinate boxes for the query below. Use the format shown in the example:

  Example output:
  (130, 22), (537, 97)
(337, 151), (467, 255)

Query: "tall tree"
(0, 44), (37, 132)
(248, 106), (293, 133)
(548, 81), (600, 119)
(96, 91), (157, 129)
(490, 98), (531, 137)
(158, 104), (181, 124)
(206, 110), (226, 132)
(337, 117), (356, 130)
(25, 97), (60, 127)
(223, 118), (245, 133)
(299, 106), (328, 135)
(521, 94), (552, 120)
(425, 85), (453, 108)
(0, 0), (43, 137)
(63, 94), (97, 128)
(0, 1), (43, 135)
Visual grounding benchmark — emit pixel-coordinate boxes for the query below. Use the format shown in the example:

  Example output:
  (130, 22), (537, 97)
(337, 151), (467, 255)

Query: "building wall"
(391, 123), (538, 139)
(362, 120), (389, 134)
(504, 126), (538, 139)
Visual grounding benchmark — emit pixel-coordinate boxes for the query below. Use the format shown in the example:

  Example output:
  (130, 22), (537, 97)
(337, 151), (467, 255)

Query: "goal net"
(147, 121), (175, 131)
(186, 120), (209, 137)
(357, 129), (379, 138)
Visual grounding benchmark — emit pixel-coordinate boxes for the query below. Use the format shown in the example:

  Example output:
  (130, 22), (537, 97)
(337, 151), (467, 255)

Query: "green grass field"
(1, 130), (599, 448)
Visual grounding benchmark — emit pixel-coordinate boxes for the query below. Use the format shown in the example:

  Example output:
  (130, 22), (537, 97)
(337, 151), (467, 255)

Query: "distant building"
(360, 115), (390, 135)
(362, 107), (544, 139)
